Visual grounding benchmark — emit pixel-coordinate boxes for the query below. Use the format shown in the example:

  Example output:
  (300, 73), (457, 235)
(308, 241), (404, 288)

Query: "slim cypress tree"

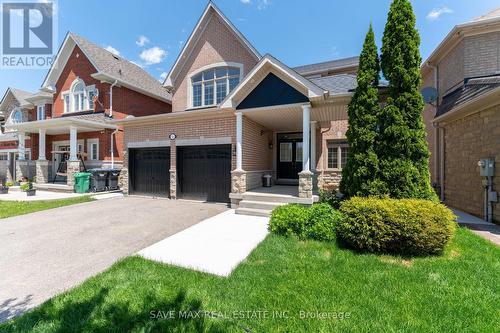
(340, 25), (384, 197)
(378, 0), (435, 199)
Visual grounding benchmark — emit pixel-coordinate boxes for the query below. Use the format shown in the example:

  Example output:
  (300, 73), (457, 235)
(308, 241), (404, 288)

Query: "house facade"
(115, 3), (360, 208)
(4, 33), (171, 187)
(422, 8), (500, 221)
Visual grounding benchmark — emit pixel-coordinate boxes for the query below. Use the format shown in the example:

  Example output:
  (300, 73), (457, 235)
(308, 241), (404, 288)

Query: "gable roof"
(41, 32), (171, 103)
(163, 2), (261, 88)
(294, 56), (359, 77)
(0, 87), (34, 113)
(309, 74), (357, 94)
(220, 54), (326, 109)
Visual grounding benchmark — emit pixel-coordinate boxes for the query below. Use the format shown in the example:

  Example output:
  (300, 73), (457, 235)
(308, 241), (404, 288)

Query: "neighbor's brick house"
(422, 8), (500, 221)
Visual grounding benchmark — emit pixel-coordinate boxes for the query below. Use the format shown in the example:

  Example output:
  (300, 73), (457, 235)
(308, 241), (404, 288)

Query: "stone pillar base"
(170, 169), (177, 199)
(66, 160), (80, 188)
(298, 170), (313, 198)
(231, 169), (247, 194)
(118, 168), (129, 194)
(15, 160), (29, 182)
(36, 160), (49, 184)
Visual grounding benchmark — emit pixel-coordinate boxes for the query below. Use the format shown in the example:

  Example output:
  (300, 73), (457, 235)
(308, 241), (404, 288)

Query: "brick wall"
(242, 117), (272, 171)
(438, 40), (464, 96)
(442, 103), (500, 220)
(464, 31), (500, 78)
(171, 12), (258, 112)
(316, 120), (348, 191)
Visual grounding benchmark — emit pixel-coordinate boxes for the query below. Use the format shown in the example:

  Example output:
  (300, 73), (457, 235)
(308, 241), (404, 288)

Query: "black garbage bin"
(106, 168), (121, 191)
(89, 169), (107, 192)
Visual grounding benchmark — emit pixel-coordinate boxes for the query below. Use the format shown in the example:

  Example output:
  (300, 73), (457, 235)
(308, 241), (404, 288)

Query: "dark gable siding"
(236, 73), (308, 110)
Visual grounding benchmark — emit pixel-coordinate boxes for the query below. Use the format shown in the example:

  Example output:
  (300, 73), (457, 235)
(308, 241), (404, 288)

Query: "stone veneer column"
(66, 160), (80, 188)
(15, 160), (29, 182)
(35, 160), (49, 184)
(118, 150), (129, 193)
(298, 170), (313, 198)
(231, 169), (247, 194)
(169, 140), (177, 199)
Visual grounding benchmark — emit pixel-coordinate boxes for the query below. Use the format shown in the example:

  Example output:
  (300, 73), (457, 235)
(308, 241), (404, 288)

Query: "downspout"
(109, 80), (118, 118)
(110, 128), (119, 169)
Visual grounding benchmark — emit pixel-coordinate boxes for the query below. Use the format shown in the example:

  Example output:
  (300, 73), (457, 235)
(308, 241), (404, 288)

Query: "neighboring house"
(0, 88), (36, 183)
(5, 32), (171, 187)
(114, 2), (362, 210)
(422, 8), (500, 221)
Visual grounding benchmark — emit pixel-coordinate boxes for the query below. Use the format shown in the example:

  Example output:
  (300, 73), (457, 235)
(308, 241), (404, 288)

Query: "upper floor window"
(37, 105), (45, 120)
(63, 78), (98, 113)
(191, 65), (241, 108)
(12, 109), (23, 123)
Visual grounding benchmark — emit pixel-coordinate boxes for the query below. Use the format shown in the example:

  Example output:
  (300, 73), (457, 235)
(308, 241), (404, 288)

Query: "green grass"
(0, 196), (95, 219)
(1, 228), (498, 332)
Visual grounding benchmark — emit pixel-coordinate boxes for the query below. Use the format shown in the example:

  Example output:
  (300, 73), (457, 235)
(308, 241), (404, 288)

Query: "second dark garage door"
(177, 145), (231, 203)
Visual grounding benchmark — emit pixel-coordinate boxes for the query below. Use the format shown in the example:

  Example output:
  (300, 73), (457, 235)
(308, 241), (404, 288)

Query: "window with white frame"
(87, 139), (99, 160)
(327, 141), (349, 170)
(63, 79), (98, 113)
(191, 66), (241, 108)
(37, 105), (45, 120)
(0, 153), (8, 161)
(12, 109), (23, 123)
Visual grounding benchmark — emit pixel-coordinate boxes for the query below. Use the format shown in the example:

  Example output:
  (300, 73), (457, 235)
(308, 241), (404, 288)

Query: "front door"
(277, 132), (303, 183)
(54, 145), (70, 175)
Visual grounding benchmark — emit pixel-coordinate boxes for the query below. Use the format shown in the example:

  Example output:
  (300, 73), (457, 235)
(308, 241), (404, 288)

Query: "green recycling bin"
(74, 172), (91, 193)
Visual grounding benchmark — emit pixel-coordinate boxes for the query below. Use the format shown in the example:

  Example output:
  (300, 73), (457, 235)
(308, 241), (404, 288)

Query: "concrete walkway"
(0, 190), (83, 201)
(0, 197), (226, 322)
(139, 210), (269, 277)
(453, 209), (500, 245)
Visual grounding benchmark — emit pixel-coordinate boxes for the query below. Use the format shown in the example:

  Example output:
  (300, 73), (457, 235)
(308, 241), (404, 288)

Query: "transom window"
(191, 66), (240, 108)
(327, 141), (349, 170)
(63, 79), (98, 113)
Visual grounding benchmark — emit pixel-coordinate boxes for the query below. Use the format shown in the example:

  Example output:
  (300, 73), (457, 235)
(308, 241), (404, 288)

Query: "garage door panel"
(178, 145), (231, 203)
(130, 148), (170, 197)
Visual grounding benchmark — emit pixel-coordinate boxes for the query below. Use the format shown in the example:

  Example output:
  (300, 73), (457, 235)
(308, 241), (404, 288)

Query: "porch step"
(238, 200), (285, 211)
(241, 192), (312, 204)
(35, 183), (74, 193)
(235, 207), (272, 217)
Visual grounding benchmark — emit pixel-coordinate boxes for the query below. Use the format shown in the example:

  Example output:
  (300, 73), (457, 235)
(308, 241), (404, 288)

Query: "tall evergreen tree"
(340, 25), (383, 197)
(378, 0), (435, 199)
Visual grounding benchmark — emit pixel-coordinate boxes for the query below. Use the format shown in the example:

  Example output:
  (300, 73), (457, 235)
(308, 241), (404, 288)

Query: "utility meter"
(478, 158), (495, 177)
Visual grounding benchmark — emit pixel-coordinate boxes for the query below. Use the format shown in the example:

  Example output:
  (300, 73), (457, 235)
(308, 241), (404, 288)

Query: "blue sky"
(1, 0), (499, 95)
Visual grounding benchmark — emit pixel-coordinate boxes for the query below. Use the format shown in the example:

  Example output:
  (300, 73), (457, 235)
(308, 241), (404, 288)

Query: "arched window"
(191, 65), (241, 108)
(12, 109), (23, 123)
(72, 80), (85, 112)
(63, 78), (98, 113)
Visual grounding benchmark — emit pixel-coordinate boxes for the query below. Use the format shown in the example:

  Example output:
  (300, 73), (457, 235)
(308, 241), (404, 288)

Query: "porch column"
(69, 126), (78, 161)
(302, 104), (310, 172)
(18, 132), (26, 160)
(38, 129), (46, 160)
(236, 111), (243, 171)
(299, 104), (313, 199)
(310, 121), (317, 171)
(231, 111), (246, 196)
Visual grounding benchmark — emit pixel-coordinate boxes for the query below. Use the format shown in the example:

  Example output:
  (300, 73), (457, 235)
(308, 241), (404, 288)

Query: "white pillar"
(310, 120), (317, 171)
(302, 104), (311, 172)
(18, 132), (26, 160)
(236, 111), (243, 171)
(38, 129), (46, 160)
(69, 126), (78, 161)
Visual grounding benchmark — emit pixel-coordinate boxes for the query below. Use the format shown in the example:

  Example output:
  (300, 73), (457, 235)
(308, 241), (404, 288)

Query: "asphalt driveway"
(0, 196), (227, 322)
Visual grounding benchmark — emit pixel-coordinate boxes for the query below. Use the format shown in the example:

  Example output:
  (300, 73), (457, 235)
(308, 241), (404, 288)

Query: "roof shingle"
(294, 56), (359, 76)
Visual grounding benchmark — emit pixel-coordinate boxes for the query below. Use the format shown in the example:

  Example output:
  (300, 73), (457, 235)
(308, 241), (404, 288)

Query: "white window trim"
(37, 105), (45, 120)
(87, 138), (99, 161)
(187, 62), (243, 109)
(62, 78), (97, 113)
(327, 141), (348, 171)
(9, 107), (23, 124)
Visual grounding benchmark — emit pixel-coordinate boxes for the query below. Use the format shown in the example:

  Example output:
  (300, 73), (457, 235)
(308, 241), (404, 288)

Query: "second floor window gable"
(190, 65), (241, 108)
(63, 78), (98, 113)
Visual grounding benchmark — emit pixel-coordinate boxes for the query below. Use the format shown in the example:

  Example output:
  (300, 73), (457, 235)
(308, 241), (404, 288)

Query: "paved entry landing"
(138, 210), (269, 276)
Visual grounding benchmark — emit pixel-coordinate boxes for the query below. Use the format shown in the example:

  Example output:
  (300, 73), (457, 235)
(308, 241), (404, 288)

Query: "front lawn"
(1, 228), (498, 332)
(0, 196), (95, 219)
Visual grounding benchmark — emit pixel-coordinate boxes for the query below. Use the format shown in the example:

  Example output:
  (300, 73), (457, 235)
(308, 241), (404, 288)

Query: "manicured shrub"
(337, 197), (456, 255)
(269, 203), (341, 242)
(318, 189), (344, 209)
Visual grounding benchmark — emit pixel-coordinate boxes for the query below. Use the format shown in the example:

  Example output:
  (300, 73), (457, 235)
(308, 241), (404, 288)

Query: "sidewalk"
(452, 209), (500, 245)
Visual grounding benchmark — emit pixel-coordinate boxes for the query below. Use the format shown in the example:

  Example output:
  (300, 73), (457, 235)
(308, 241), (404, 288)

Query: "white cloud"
(257, 0), (271, 10)
(159, 72), (168, 82)
(240, 0), (251, 4)
(105, 46), (120, 56)
(331, 46), (340, 57)
(136, 35), (149, 47)
(427, 6), (453, 21)
(139, 46), (167, 65)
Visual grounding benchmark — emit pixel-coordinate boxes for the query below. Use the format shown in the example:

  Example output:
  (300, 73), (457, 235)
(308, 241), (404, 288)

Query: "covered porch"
(7, 117), (117, 187)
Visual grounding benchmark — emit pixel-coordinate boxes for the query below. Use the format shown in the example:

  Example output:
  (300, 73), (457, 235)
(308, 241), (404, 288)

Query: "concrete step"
(35, 183), (74, 193)
(235, 207), (272, 217)
(238, 200), (285, 210)
(241, 193), (309, 204)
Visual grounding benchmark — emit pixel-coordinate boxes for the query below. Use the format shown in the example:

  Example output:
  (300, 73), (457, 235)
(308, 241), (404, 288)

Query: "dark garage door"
(129, 147), (170, 197)
(178, 145), (231, 203)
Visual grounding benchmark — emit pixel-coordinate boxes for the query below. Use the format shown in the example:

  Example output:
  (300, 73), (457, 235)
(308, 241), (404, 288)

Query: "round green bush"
(269, 203), (341, 241)
(337, 197), (456, 255)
